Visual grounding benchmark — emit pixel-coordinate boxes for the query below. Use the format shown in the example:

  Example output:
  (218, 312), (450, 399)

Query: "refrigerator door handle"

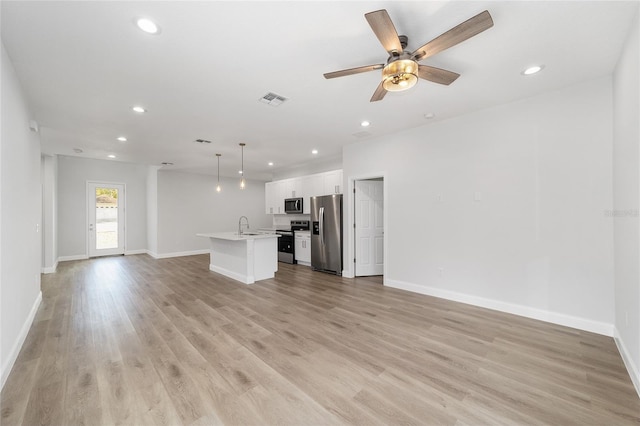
(319, 207), (325, 246)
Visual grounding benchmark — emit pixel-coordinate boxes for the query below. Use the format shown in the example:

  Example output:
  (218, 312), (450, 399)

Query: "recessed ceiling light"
(268, 162), (274, 166)
(132, 106), (146, 113)
(238, 170), (243, 174)
(311, 149), (318, 155)
(136, 18), (159, 35)
(361, 120), (370, 127)
(73, 148), (83, 154)
(424, 112), (435, 119)
(108, 154), (116, 159)
(117, 136), (127, 142)
(522, 65), (544, 75)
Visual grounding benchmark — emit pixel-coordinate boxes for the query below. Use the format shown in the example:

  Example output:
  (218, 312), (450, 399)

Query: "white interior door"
(88, 182), (125, 257)
(355, 179), (384, 276)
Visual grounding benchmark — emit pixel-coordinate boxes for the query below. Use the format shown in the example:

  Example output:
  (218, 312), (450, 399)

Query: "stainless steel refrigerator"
(310, 194), (343, 275)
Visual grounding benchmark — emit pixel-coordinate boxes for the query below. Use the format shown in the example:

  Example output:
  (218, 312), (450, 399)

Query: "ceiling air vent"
(352, 131), (372, 139)
(194, 139), (212, 144)
(259, 92), (288, 107)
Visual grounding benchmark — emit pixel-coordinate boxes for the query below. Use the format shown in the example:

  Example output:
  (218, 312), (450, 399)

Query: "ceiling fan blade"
(370, 81), (387, 102)
(418, 65), (460, 85)
(411, 10), (493, 61)
(323, 64), (384, 79)
(365, 9), (403, 54)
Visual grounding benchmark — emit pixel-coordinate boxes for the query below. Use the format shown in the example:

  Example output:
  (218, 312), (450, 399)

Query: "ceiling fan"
(323, 9), (494, 102)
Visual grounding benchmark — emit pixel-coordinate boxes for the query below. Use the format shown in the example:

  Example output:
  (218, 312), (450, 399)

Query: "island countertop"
(197, 232), (280, 284)
(196, 232), (279, 241)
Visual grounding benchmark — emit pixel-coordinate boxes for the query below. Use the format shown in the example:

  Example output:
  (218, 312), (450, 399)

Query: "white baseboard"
(1, 291), (42, 391)
(149, 249), (209, 259)
(210, 264), (254, 284)
(341, 269), (354, 278)
(385, 279), (614, 337)
(57, 254), (89, 262)
(41, 261), (58, 274)
(614, 327), (640, 398)
(124, 249), (147, 255)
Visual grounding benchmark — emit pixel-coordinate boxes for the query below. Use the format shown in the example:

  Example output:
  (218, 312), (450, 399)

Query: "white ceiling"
(2, 1), (638, 180)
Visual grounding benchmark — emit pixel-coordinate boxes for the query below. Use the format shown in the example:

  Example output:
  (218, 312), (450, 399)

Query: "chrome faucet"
(238, 216), (249, 235)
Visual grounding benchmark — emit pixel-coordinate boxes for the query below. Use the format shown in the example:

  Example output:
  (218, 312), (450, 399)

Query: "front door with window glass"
(88, 182), (125, 257)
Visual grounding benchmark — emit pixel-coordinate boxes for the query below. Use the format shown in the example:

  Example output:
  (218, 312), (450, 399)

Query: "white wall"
(147, 166), (159, 256)
(272, 154), (342, 181)
(1, 42), (43, 389)
(57, 156), (148, 258)
(344, 76), (615, 335)
(156, 170), (271, 256)
(613, 9), (640, 394)
(41, 154), (57, 272)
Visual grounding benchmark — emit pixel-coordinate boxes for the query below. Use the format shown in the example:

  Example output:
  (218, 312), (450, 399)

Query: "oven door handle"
(319, 207), (324, 246)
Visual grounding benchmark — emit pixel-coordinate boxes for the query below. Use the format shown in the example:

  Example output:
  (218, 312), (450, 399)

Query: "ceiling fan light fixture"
(382, 59), (418, 92)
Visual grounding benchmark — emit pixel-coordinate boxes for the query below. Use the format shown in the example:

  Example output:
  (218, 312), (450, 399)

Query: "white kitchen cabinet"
(294, 231), (311, 265)
(265, 180), (286, 214)
(275, 181), (287, 214)
(308, 174), (325, 197)
(265, 182), (275, 214)
(265, 169), (343, 215)
(283, 178), (301, 198)
(323, 170), (343, 195)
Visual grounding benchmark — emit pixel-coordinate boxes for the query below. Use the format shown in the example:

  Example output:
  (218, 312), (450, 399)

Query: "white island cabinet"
(197, 232), (280, 284)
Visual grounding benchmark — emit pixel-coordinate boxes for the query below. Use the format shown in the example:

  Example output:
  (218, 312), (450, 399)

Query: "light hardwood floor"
(1, 254), (639, 425)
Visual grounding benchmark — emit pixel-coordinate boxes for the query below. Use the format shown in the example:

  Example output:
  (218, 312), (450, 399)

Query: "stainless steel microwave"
(284, 197), (303, 214)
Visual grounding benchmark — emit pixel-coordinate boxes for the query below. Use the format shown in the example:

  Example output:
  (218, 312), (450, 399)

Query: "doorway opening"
(87, 182), (125, 257)
(354, 177), (384, 277)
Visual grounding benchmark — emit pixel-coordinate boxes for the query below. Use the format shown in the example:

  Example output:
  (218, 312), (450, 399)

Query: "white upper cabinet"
(265, 169), (343, 215)
(265, 182), (275, 214)
(323, 170), (343, 195)
(265, 181), (279, 214)
(283, 178), (301, 198)
(265, 180), (286, 214)
(299, 176), (313, 214)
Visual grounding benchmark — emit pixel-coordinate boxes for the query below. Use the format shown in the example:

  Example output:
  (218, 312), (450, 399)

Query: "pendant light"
(239, 143), (246, 189)
(215, 153), (222, 192)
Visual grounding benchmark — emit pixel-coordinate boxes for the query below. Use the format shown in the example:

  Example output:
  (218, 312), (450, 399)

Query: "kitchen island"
(196, 232), (280, 284)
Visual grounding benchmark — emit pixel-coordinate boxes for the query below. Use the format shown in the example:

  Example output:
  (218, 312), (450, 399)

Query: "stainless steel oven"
(276, 230), (294, 264)
(276, 220), (309, 264)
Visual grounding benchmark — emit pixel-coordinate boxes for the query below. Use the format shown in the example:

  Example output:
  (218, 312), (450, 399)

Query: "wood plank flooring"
(2, 254), (639, 425)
